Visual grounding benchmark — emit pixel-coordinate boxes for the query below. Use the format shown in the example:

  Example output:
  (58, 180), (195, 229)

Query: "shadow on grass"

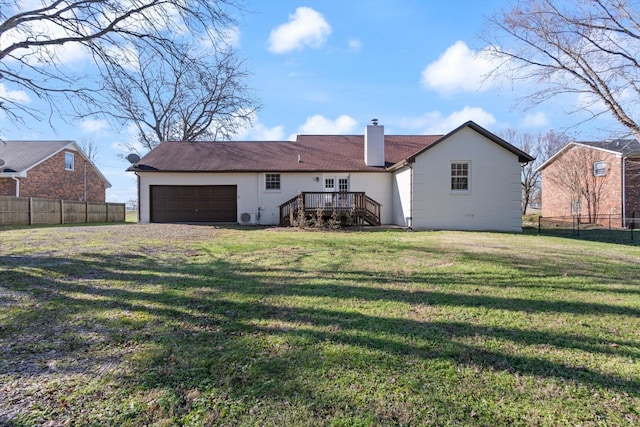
(1, 249), (638, 392)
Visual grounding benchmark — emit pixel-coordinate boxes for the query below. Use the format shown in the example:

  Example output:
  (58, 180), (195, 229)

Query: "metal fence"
(0, 196), (125, 225)
(532, 213), (639, 242)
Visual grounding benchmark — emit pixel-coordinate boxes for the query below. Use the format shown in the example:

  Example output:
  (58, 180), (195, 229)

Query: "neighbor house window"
(593, 161), (606, 177)
(64, 152), (74, 171)
(265, 173), (281, 190)
(571, 199), (581, 215)
(451, 162), (469, 191)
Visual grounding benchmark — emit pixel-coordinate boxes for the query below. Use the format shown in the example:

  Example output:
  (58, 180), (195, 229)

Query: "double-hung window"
(64, 152), (74, 171)
(593, 161), (606, 177)
(450, 162), (469, 191)
(265, 173), (281, 190)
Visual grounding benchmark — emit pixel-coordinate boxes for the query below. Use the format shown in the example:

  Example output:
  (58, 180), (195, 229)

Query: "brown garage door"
(150, 185), (237, 223)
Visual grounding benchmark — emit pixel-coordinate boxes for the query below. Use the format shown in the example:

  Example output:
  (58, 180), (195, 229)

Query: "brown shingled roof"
(132, 134), (442, 172)
(0, 140), (74, 172)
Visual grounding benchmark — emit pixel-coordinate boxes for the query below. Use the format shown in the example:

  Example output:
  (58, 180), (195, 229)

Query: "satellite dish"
(126, 153), (141, 164)
(0, 159), (5, 167)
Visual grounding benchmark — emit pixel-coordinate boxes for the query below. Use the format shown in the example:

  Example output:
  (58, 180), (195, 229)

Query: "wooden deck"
(279, 192), (381, 226)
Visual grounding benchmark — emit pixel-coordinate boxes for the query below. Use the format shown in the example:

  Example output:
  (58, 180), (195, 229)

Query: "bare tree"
(0, 0), (239, 126)
(484, 0), (640, 139)
(97, 43), (258, 152)
(501, 129), (569, 214)
(78, 137), (99, 163)
(544, 145), (610, 222)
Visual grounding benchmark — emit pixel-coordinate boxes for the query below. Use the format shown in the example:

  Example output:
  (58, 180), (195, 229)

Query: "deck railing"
(279, 192), (381, 226)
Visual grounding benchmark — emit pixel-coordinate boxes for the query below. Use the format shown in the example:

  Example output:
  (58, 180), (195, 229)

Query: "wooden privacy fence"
(0, 196), (125, 225)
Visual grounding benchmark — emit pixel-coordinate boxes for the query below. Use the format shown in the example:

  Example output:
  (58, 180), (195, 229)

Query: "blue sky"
(0, 0), (626, 203)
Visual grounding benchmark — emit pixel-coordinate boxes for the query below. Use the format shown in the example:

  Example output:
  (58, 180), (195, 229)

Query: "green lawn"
(1, 225), (639, 426)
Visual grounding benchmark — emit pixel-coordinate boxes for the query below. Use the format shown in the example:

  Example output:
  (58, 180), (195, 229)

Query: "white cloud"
(235, 121), (286, 141)
(348, 39), (362, 52)
(397, 106), (497, 134)
(221, 26), (241, 48)
(232, 111), (286, 141)
(111, 123), (147, 156)
(576, 91), (613, 117)
(519, 112), (550, 128)
(79, 118), (109, 133)
(103, 44), (140, 71)
(268, 7), (331, 53)
(200, 26), (241, 50)
(421, 41), (498, 94)
(297, 114), (359, 134)
(0, 83), (30, 103)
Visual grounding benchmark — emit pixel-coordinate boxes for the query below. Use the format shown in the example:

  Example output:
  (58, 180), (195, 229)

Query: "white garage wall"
(137, 172), (258, 223)
(137, 171), (392, 225)
(411, 127), (523, 232)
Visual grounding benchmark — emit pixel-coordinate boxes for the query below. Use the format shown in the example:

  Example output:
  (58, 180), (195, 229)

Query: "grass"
(1, 225), (639, 426)
(125, 210), (138, 223)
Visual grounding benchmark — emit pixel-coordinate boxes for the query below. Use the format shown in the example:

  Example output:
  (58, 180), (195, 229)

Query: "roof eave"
(387, 159), (413, 172)
(536, 141), (626, 173)
(129, 167), (391, 173)
(0, 171), (27, 178)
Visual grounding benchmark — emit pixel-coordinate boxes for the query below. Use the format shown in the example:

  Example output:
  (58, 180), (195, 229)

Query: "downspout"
(11, 175), (19, 197)
(257, 173), (262, 223)
(135, 172), (141, 223)
(409, 164), (414, 230)
(622, 156), (626, 227)
(83, 161), (87, 201)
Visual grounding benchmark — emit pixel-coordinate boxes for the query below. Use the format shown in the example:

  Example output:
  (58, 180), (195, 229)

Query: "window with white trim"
(593, 161), (606, 177)
(265, 173), (281, 190)
(324, 178), (335, 191)
(450, 162), (469, 191)
(64, 152), (74, 171)
(571, 199), (581, 215)
(338, 178), (348, 192)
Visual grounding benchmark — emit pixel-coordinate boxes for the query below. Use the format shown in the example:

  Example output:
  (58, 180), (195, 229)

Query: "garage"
(150, 185), (237, 223)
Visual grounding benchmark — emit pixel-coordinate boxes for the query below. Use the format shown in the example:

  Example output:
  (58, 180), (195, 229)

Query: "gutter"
(386, 159), (413, 173)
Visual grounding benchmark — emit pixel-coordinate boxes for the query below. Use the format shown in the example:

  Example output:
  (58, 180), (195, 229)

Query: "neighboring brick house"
(0, 141), (111, 202)
(537, 139), (640, 226)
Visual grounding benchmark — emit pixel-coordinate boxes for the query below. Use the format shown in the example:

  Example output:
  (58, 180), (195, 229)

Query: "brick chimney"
(364, 118), (385, 166)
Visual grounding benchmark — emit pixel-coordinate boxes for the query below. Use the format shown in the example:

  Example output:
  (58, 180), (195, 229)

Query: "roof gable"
(536, 140), (636, 172)
(405, 121), (535, 164)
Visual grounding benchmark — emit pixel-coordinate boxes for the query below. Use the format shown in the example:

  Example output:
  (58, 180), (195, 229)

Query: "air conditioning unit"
(239, 212), (256, 224)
